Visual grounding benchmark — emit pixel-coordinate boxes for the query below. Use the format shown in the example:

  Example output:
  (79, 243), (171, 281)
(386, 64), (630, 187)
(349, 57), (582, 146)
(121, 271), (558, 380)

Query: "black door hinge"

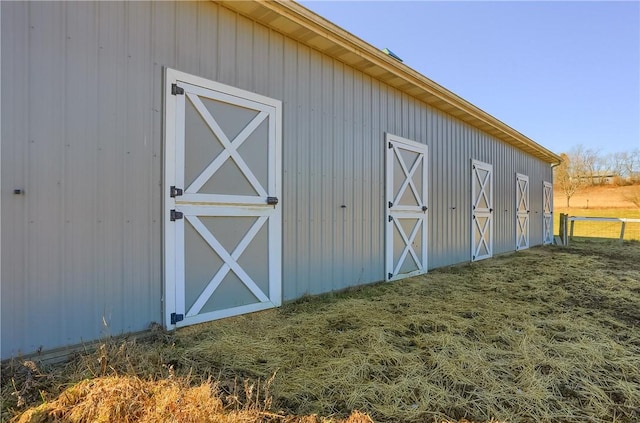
(171, 83), (184, 95)
(267, 196), (279, 205)
(170, 186), (183, 198)
(388, 201), (393, 208)
(388, 215), (393, 222)
(388, 273), (392, 279)
(170, 210), (183, 221)
(170, 313), (184, 324)
(388, 142), (393, 149)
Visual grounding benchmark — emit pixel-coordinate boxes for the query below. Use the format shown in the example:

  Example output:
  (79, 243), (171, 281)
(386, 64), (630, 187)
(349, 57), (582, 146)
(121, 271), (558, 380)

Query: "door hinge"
(422, 206), (428, 212)
(388, 215), (393, 222)
(388, 142), (393, 149)
(267, 196), (279, 205)
(388, 273), (392, 279)
(171, 83), (184, 95)
(388, 201), (393, 208)
(170, 186), (183, 198)
(170, 313), (184, 324)
(170, 210), (183, 221)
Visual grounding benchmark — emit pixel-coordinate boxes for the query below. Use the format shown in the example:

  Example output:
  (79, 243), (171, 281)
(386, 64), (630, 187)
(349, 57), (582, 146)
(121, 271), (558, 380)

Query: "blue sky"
(300, 0), (640, 156)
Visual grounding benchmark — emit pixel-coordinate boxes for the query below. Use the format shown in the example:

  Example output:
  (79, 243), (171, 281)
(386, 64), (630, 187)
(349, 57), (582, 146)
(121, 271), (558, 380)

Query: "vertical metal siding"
(1, 1), (29, 358)
(1, 0), (553, 358)
(27, 1), (67, 349)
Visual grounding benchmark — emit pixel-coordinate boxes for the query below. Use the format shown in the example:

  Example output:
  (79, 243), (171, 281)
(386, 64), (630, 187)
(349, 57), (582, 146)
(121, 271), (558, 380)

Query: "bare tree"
(623, 149), (640, 182)
(582, 147), (601, 185)
(554, 152), (584, 207)
(607, 152), (627, 181)
(623, 186), (640, 208)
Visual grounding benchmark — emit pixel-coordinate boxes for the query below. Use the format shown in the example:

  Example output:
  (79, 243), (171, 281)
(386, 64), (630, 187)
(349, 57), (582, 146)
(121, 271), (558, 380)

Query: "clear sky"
(299, 0), (640, 156)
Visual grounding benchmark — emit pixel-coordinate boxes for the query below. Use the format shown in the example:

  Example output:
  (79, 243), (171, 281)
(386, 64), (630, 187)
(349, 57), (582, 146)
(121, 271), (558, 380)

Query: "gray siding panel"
(64, 1), (99, 340)
(1, 1), (553, 358)
(27, 1), (67, 349)
(1, 0), (30, 358)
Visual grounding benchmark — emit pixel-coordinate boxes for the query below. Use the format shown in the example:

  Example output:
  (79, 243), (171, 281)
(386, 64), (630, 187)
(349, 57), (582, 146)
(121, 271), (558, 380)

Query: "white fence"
(558, 215), (640, 245)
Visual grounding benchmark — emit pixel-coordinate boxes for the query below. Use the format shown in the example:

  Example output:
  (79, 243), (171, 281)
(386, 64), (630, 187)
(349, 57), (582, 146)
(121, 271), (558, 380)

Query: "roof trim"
(217, 0), (561, 164)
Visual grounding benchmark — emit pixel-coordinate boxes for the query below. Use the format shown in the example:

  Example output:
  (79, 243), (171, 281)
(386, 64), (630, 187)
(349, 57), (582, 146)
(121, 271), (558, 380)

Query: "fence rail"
(558, 214), (640, 245)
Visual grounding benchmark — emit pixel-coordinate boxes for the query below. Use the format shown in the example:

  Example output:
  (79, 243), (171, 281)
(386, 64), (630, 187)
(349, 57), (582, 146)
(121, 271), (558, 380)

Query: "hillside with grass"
(554, 184), (640, 211)
(553, 184), (640, 241)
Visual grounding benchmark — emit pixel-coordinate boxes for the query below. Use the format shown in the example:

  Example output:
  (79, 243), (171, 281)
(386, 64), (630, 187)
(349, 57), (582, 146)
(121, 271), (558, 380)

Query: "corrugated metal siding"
(1, 1), (552, 359)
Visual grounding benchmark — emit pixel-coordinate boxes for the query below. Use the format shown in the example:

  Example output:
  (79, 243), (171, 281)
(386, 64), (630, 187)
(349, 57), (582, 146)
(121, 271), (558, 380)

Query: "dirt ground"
(3, 240), (639, 423)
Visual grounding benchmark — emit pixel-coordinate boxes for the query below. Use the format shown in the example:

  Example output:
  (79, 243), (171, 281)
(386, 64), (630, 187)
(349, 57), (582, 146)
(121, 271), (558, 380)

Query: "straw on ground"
(2, 240), (639, 422)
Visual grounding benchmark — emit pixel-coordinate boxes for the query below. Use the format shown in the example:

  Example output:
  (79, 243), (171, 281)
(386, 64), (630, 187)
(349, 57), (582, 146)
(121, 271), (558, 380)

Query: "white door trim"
(471, 159), (493, 261)
(163, 67), (282, 329)
(543, 181), (554, 244)
(385, 133), (428, 281)
(515, 173), (530, 250)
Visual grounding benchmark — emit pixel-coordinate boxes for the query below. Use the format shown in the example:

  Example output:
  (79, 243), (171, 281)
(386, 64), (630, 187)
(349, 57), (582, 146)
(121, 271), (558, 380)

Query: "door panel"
(385, 134), (428, 281)
(471, 160), (493, 261)
(516, 173), (530, 250)
(543, 181), (553, 244)
(164, 68), (281, 329)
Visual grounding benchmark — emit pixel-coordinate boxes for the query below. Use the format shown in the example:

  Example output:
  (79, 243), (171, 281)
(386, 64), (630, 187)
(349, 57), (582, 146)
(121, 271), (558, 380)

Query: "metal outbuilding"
(0, 0), (560, 359)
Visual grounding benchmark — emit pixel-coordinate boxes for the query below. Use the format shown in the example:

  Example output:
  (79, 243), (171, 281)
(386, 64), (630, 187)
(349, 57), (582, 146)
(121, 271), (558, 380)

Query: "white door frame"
(385, 133), (428, 281)
(543, 181), (554, 244)
(163, 68), (282, 329)
(515, 173), (530, 250)
(471, 159), (493, 261)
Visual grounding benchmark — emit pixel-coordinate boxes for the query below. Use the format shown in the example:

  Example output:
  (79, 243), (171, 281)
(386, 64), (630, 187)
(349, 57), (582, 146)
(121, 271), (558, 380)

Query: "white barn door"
(515, 173), (530, 250)
(471, 160), (493, 261)
(543, 181), (554, 244)
(164, 69), (282, 328)
(385, 134), (428, 281)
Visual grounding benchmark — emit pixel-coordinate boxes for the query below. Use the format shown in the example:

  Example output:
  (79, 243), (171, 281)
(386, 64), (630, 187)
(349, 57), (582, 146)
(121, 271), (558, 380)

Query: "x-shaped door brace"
(543, 188), (552, 214)
(473, 216), (491, 257)
(392, 145), (422, 206)
(517, 216), (529, 245)
(185, 215), (270, 317)
(185, 93), (268, 197)
(392, 217), (423, 275)
(543, 216), (552, 235)
(473, 169), (491, 210)
(517, 180), (529, 212)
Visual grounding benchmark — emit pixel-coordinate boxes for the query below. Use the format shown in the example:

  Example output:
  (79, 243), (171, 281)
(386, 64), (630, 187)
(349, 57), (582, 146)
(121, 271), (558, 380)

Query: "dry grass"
(10, 375), (373, 423)
(3, 240), (640, 422)
(554, 184), (640, 209)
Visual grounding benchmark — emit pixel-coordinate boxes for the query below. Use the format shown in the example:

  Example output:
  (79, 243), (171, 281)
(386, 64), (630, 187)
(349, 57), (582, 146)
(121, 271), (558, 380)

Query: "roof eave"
(217, 0), (562, 165)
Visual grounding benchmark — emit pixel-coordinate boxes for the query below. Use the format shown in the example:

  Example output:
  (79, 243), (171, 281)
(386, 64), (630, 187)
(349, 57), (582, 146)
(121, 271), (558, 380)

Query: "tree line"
(554, 145), (640, 207)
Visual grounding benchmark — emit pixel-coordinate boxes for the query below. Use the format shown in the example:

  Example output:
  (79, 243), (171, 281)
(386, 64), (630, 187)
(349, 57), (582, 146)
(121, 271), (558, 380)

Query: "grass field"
(554, 185), (640, 241)
(3, 240), (639, 423)
(553, 208), (640, 241)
